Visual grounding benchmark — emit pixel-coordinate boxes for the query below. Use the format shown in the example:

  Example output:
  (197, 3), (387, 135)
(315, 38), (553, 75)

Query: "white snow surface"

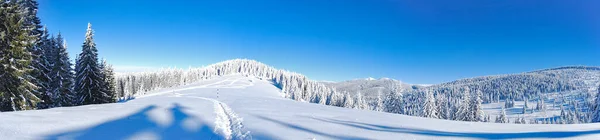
(2, 75), (600, 140)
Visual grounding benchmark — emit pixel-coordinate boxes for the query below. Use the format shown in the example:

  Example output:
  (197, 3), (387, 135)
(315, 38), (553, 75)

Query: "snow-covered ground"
(2, 75), (600, 140)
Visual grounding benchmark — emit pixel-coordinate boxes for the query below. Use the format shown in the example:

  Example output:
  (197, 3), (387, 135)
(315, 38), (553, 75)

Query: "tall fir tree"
(50, 33), (75, 106)
(0, 1), (40, 111)
(454, 88), (471, 121)
(383, 89), (403, 114)
(100, 59), (117, 103)
(471, 90), (485, 122)
(592, 85), (600, 122)
(30, 27), (53, 109)
(75, 23), (108, 105)
(496, 107), (509, 123)
(374, 91), (384, 112)
(523, 97), (529, 114)
(422, 90), (438, 118)
(19, 0), (50, 107)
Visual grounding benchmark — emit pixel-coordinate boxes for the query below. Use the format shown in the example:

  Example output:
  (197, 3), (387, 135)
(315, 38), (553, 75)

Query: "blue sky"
(37, 0), (599, 84)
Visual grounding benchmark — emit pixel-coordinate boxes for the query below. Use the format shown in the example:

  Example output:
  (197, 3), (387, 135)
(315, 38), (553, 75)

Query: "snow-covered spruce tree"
(383, 89), (403, 114)
(573, 101), (580, 124)
(592, 84), (600, 122)
(523, 98), (529, 114)
(496, 107), (508, 123)
(436, 94), (449, 119)
(373, 91), (384, 112)
(536, 95), (546, 113)
(0, 1), (40, 111)
(50, 34), (75, 107)
(560, 105), (567, 124)
(75, 23), (109, 105)
(354, 92), (367, 110)
(17, 0), (54, 109)
(422, 90), (438, 118)
(28, 26), (53, 109)
(454, 88), (471, 121)
(343, 93), (354, 108)
(100, 60), (117, 102)
(471, 90), (485, 122)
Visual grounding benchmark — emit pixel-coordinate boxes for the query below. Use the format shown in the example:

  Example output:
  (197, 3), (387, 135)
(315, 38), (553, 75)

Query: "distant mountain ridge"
(327, 66), (600, 101)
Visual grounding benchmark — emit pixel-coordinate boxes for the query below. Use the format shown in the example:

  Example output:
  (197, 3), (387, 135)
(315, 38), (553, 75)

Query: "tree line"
(0, 0), (116, 111)
(116, 59), (600, 124)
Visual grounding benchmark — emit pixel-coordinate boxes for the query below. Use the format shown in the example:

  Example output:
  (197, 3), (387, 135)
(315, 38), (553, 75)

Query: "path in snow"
(170, 93), (251, 140)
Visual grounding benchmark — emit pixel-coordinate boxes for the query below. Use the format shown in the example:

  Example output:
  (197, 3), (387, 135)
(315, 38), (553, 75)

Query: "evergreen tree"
(50, 33), (75, 106)
(471, 90), (484, 122)
(422, 90), (438, 118)
(523, 98), (529, 114)
(454, 88), (471, 121)
(354, 92), (367, 110)
(436, 94), (449, 119)
(374, 91), (384, 112)
(560, 105), (567, 124)
(30, 28), (53, 109)
(75, 23), (108, 105)
(0, 1), (40, 111)
(342, 94), (354, 108)
(383, 90), (403, 114)
(496, 107), (509, 123)
(100, 60), (117, 103)
(591, 85), (600, 122)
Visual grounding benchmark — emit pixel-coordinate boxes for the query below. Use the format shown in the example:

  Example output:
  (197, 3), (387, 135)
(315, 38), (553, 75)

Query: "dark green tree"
(75, 23), (108, 105)
(0, 1), (40, 111)
(50, 33), (75, 106)
(100, 60), (117, 103)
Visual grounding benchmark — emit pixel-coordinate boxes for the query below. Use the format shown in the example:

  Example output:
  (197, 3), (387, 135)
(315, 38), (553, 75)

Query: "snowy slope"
(2, 75), (600, 140)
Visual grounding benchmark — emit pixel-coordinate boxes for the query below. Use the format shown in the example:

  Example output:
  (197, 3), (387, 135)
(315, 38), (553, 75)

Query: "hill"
(2, 75), (600, 139)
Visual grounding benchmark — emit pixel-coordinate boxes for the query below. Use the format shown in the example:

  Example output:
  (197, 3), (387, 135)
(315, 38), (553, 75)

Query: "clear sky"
(37, 0), (599, 84)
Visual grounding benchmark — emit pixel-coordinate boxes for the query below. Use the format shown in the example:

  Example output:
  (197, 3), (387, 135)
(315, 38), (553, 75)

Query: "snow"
(2, 75), (600, 140)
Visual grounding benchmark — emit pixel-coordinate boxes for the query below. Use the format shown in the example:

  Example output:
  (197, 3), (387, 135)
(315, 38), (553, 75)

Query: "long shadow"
(308, 116), (600, 139)
(43, 104), (224, 140)
(254, 115), (369, 140)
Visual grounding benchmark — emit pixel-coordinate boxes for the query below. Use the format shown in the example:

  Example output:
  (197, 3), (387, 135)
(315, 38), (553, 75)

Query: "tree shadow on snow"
(254, 115), (369, 140)
(308, 117), (600, 139)
(43, 104), (224, 140)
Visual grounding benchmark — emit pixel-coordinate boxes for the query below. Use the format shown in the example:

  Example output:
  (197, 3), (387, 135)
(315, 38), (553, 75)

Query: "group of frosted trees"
(115, 59), (600, 124)
(0, 0), (116, 111)
(115, 59), (490, 122)
(115, 59), (395, 109)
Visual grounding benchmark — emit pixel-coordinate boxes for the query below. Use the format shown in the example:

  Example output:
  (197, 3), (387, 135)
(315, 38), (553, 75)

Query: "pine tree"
(50, 33), (75, 106)
(354, 92), (367, 110)
(342, 93), (354, 108)
(591, 85), (600, 122)
(30, 28), (53, 109)
(75, 23), (108, 105)
(560, 105), (567, 124)
(523, 98), (529, 114)
(422, 90), (438, 118)
(471, 90), (484, 122)
(0, 1), (40, 111)
(100, 60), (117, 103)
(436, 94), (449, 119)
(455, 88), (471, 121)
(383, 90), (403, 114)
(374, 91), (384, 112)
(496, 107), (508, 123)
